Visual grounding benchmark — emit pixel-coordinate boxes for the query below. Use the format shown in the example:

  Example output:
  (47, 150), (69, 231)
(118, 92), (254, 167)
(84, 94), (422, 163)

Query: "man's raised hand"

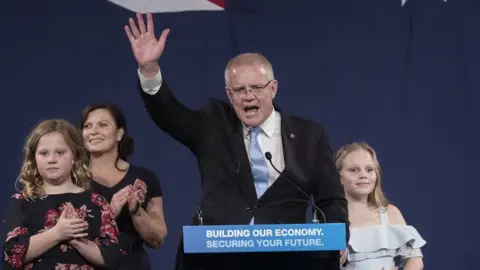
(125, 12), (170, 77)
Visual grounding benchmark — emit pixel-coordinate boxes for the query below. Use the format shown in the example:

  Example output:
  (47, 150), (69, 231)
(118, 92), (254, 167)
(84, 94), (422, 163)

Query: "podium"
(183, 223), (346, 253)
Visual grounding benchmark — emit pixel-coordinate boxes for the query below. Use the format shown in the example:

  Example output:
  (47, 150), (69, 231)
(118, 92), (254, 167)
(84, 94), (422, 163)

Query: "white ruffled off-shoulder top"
(342, 209), (426, 270)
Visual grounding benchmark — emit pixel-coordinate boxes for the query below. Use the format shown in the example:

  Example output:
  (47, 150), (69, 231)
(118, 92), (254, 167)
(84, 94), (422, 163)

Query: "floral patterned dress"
(3, 191), (123, 269)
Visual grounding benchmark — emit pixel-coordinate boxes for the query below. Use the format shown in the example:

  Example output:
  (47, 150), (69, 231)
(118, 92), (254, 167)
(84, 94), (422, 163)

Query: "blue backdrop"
(0, 0), (476, 269)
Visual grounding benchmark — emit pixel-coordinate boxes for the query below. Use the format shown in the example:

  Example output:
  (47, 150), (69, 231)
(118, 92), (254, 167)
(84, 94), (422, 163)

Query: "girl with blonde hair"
(3, 119), (122, 269)
(336, 142), (425, 270)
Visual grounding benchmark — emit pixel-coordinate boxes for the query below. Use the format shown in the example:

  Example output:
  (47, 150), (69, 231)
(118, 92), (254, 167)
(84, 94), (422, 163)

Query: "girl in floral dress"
(3, 119), (122, 269)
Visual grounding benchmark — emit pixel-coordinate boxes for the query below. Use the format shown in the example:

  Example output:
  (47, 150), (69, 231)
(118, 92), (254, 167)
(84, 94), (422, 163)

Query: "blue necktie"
(249, 127), (269, 199)
(249, 127), (269, 225)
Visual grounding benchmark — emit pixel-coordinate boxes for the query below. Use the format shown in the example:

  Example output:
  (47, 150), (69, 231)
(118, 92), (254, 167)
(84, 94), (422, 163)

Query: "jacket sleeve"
(138, 79), (209, 152)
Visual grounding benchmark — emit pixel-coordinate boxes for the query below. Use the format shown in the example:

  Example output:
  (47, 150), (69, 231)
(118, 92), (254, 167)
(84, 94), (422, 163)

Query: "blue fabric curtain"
(0, 0), (476, 269)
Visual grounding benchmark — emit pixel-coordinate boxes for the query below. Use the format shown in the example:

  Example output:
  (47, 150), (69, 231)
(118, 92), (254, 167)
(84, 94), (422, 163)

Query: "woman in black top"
(80, 103), (168, 269)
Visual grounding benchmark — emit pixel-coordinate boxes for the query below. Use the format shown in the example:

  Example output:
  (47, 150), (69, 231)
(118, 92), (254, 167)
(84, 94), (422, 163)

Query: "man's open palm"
(125, 12), (170, 66)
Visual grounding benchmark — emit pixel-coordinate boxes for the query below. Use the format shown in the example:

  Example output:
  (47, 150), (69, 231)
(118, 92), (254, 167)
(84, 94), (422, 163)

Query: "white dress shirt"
(138, 69), (286, 188)
(242, 111), (284, 187)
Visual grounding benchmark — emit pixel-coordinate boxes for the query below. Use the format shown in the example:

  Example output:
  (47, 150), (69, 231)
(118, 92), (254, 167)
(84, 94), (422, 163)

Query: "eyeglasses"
(226, 80), (273, 98)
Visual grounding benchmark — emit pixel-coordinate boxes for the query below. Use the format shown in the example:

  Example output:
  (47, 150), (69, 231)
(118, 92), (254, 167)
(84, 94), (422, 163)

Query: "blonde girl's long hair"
(17, 119), (92, 200)
(335, 142), (389, 209)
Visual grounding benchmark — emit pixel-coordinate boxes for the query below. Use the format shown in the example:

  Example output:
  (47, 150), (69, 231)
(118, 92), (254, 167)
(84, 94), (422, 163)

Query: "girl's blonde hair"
(17, 119), (91, 200)
(335, 142), (389, 209)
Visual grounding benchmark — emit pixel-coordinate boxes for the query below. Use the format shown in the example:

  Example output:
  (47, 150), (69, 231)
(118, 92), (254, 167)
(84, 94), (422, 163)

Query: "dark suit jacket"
(139, 80), (349, 270)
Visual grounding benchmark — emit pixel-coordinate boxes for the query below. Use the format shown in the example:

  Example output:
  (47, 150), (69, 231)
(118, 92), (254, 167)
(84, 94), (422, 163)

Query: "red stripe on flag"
(207, 0), (225, 8)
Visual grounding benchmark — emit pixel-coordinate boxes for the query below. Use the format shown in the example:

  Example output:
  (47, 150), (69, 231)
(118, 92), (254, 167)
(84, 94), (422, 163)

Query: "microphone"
(196, 206), (203, 226)
(197, 160), (240, 225)
(197, 181), (225, 226)
(246, 204), (259, 212)
(264, 152), (326, 223)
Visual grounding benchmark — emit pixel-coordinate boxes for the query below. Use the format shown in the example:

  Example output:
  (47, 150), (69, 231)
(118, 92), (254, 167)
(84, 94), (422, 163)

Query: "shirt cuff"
(137, 68), (163, 95)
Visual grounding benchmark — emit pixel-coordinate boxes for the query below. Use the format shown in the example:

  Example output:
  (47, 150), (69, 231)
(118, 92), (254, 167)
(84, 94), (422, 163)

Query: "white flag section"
(106, 0), (224, 13)
(401, 0), (447, 6)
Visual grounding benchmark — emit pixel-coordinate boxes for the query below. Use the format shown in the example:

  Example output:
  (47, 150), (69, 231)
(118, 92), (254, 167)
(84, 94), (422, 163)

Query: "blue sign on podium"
(183, 223), (346, 253)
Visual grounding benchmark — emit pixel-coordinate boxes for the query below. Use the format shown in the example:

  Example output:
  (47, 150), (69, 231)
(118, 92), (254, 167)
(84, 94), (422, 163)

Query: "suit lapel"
(226, 110), (257, 202)
(224, 107), (300, 202)
(258, 112), (300, 200)
(279, 113), (297, 176)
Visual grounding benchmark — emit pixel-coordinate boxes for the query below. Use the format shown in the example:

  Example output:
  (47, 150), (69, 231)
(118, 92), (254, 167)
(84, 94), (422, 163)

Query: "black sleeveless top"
(90, 164), (163, 270)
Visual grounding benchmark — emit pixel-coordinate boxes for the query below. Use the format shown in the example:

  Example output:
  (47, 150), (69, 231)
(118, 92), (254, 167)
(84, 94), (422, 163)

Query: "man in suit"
(125, 13), (349, 270)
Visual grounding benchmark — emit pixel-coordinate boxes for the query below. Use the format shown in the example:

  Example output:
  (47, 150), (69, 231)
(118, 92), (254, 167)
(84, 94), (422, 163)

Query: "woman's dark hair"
(80, 103), (134, 171)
